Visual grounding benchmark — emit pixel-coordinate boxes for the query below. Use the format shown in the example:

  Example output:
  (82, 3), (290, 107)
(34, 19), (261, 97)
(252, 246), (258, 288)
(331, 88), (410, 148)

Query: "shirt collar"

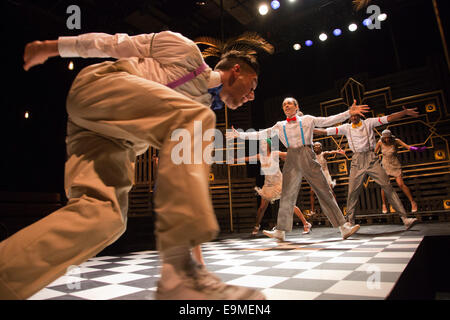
(208, 71), (222, 89)
(352, 121), (363, 129)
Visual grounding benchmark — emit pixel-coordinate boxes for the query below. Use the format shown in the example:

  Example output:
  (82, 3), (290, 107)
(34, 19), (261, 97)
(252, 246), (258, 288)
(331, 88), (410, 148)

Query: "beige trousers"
(0, 61), (219, 299)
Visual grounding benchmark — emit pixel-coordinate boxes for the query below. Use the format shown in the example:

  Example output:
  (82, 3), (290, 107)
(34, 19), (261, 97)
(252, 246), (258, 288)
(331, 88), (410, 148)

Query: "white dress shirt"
(237, 111), (350, 149)
(58, 31), (220, 107)
(325, 116), (389, 152)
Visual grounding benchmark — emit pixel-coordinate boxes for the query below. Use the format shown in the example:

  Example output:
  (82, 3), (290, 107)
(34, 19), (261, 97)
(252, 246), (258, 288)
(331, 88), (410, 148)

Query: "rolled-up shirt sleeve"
(238, 124), (279, 140)
(313, 110), (350, 128)
(366, 115), (389, 129)
(57, 31), (198, 62)
(326, 124), (348, 136)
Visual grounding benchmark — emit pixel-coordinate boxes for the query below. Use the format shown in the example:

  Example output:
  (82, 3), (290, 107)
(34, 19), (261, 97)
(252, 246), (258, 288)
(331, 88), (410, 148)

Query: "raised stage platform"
(27, 221), (450, 300)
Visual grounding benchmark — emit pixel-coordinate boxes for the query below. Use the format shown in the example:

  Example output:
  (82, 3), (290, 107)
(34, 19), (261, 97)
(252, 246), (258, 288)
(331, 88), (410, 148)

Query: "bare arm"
(387, 106), (419, 122)
(374, 140), (382, 154)
(278, 152), (287, 161)
(313, 129), (328, 136)
(395, 138), (410, 150)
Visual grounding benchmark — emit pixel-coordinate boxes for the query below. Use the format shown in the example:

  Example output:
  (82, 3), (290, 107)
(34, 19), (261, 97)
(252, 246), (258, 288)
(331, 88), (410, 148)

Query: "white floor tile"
(46, 275), (86, 288)
(215, 266), (268, 275)
(324, 280), (395, 298)
(115, 259), (158, 265)
(274, 261), (322, 269)
(28, 288), (66, 300)
(262, 288), (321, 300)
(294, 269), (353, 281)
(374, 252), (415, 258)
(386, 244), (421, 249)
(356, 263), (407, 273)
(258, 255), (300, 262)
(327, 256), (373, 264)
(206, 254), (246, 260)
(209, 259), (254, 266)
(226, 275), (288, 288)
(71, 284), (143, 300)
(306, 250), (345, 257)
(94, 273), (149, 284)
(107, 264), (153, 273)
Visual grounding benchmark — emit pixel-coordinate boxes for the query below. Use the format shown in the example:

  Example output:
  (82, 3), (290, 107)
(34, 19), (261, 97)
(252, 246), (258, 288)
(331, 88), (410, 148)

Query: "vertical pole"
(432, 0), (450, 72)
(220, 0), (234, 232)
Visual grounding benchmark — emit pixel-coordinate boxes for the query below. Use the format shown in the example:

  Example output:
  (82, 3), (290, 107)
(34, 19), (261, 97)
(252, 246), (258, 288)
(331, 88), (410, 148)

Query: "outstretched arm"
(23, 40), (59, 71)
(374, 140), (382, 154)
(24, 31), (196, 71)
(387, 106), (419, 122)
(323, 149), (346, 157)
(225, 125), (274, 141)
(395, 138), (427, 152)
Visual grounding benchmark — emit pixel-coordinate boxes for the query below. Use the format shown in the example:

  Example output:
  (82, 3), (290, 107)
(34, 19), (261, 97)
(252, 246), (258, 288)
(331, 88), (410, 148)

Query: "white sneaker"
(402, 217), (418, 230)
(302, 222), (312, 234)
(262, 228), (286, 241)
(340, 222), (360, 240)
(156, 264), (265, 300)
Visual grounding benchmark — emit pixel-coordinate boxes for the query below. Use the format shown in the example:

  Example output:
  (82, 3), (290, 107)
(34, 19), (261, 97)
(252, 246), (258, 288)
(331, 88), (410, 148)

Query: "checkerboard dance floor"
(28, 227), (423, 300)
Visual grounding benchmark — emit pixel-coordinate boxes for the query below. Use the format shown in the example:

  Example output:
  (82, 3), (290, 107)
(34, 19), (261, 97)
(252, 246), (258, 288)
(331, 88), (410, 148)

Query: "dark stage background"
(1, 0), (449, 248)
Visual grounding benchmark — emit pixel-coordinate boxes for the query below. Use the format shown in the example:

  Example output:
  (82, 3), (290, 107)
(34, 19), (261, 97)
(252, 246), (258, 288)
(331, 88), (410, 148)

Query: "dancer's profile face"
(282, 99), (299, 118)
(220, 63), (257, 110)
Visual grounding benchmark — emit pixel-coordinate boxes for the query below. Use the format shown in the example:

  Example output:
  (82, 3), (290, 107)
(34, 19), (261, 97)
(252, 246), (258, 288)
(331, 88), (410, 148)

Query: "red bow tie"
(286, 116), (297, 123)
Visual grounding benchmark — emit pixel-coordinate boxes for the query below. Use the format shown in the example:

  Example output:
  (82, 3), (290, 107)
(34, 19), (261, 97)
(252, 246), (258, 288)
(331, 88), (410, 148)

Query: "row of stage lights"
(292, 13), (387, 51)
(258, 0), (296, 14)
(257, 1), (388, 51)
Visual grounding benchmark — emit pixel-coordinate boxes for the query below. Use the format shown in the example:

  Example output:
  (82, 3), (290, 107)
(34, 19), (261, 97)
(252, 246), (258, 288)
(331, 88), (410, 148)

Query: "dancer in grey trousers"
(227, 98), (369, 241)
(316, 107), (419, 229)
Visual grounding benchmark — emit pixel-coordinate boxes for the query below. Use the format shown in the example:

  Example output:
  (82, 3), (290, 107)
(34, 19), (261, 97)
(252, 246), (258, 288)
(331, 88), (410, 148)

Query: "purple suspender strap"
(166, 62), (208, 89)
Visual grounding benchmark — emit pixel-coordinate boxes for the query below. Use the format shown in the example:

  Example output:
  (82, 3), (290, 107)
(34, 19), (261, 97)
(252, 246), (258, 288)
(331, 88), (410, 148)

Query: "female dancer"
(309, 142), (345, 215)
(239, 139), (312, 236)
(375, 129), (426, 213)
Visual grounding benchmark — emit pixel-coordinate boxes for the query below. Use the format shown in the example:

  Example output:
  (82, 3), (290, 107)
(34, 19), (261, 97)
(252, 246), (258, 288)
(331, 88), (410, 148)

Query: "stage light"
(24, 111), (30, 119)
(377, 13), (387, 21)
(333, 28), (342, 36)
(319, 33), (328, 41)
(293, 43), (301, 51)
(259, 4), (269, 15)
(348, 23), (358, 32)
(363, 18), (372, 27)
(271, 0), (280, 10)
(305, 40), (313, 47)
(68, 61), (74, 70)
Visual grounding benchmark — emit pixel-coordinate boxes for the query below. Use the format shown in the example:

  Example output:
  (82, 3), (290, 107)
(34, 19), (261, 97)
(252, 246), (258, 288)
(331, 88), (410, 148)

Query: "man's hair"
(283, 97), (299, 107)
(215, 50), (260, 75)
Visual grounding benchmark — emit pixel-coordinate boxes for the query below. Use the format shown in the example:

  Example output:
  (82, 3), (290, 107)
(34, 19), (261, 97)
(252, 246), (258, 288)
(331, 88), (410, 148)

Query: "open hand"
(402, 106), (419, 118)
(349, 99), (370, 117)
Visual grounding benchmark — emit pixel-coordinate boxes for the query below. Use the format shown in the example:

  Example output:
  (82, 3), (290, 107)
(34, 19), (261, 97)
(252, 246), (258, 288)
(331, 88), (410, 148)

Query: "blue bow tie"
(208, 84), (225, 111)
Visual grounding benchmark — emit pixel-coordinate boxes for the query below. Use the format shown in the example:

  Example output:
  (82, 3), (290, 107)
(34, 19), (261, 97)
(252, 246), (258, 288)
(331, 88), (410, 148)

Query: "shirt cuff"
(208, 71), (222, 89)
(379, 115), (389, 124)
(326, 127), (338, 135)
(58, 36), (79, 57)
